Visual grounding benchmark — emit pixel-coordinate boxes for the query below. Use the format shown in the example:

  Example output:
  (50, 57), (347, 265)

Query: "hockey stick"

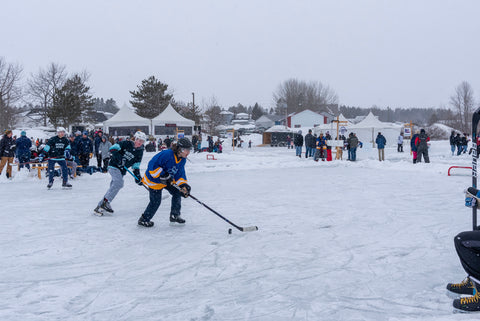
(173, 184), (258, 232)
(124, 166), (170, 200)
(471, 107), (480, 230)
(124, 166), (149, 191)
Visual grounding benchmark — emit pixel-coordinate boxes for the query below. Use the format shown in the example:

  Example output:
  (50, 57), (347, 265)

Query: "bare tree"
(202, 96), (223, 135)
(450, 81), (475, 132)
(273, 78), (338, 115)
(28, 62), (67, 126)
(0, 57), (23, 130)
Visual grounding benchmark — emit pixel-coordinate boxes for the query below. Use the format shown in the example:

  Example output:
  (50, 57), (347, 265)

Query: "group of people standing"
(449, 131), (470, 156)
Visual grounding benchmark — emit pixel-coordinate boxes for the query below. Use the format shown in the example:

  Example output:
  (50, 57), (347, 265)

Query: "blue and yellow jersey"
(142, 149), (187, 190)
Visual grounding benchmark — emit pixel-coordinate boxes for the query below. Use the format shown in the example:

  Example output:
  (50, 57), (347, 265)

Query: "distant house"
(287, 109), (334, 128)
(255, 114), (285, 130)
(220, 110), (234, 125)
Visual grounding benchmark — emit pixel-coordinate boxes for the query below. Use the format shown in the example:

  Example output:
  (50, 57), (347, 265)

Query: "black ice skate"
(447, 277), (476, 298)
(62, 181), (72, 189)
(453, 282), (480, 312)
(100, 199), (114, 213)
(138, 215), (154, 227)
(47, 181), (54, 189)
(170, 214), (185, 224)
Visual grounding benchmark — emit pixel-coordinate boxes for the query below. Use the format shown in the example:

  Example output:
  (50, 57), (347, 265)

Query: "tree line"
(0, 56), (478, 134)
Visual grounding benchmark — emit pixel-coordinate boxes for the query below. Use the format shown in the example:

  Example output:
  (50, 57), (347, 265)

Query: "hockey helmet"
(134, 131), (147, 142)
(177, 137), (193, 149)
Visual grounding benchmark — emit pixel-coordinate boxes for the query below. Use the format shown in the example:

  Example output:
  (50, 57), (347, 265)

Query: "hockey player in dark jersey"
(41, 127), (72, 189)
(137, 137), (192, 227)
(94, 131), (146, 215)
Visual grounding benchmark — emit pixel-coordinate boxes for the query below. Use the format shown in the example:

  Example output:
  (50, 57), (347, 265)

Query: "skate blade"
(453, 307), (480, 314)
(446, 290), (463, 299)
(169, 222), (185, 227)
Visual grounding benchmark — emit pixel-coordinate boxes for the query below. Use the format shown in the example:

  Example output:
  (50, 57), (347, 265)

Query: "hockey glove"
(159, 171), (173, 186)
(466, 197), (477, 208)
(38, 154), (45, 162)
(133, 168), (143, 185)
(179, 183), (191, 198)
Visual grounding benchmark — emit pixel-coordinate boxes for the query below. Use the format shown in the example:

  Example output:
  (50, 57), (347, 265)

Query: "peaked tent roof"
(152, 104), (195, 126)
(103, 104), (150, 127)
(353, 111), (399, 129)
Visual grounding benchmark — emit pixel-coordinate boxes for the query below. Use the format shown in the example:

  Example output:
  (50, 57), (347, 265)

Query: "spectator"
(347, 133), (359, 161)
(415, 128), (430, 163)
(294, 130), (303, 158)
(286, 135), (292, 149)
(397, 133), (404, 152)
(94, 130), (104, 168)
(0, 130), (16, 178)
(78, 131), (93, 170)
(375, 132), (387, 161)
(98, 136), (112, 172)
(164, 136), (172, 148)
(314, 133), (327, 162)
(456, 133), (463, 156)
(450, 131), (456, 156)
(411, 130), (419, 163)
(15, 131), (32, 170)
(304, 129), (315, 158)
(461, 134), (469, 154)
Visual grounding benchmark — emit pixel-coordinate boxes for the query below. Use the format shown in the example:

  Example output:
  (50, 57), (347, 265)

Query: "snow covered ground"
(1, 139), (479, 320)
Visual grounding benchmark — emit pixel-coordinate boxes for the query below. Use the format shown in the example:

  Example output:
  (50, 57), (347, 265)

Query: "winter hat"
(75, 130), (81, 135)
(83, 131), (89, 135)
(21, 130), (26, 136)
(420, 129), (425, 134)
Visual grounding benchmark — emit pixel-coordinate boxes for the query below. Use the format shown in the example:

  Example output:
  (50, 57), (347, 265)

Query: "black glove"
(133, 168), (142, 185)
(179, 183), (191, 198)
(159, 171), (173, 186)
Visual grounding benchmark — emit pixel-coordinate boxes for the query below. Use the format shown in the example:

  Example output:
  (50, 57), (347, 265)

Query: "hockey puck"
(228, 228), (232, 234)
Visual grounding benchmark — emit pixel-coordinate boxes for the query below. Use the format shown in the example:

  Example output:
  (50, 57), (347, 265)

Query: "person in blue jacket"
(41, 127), (72, 189)
(78, 131), (93, 170)
(410, 130), (420, 163)
(138, 137), (193, 227)
(375, 132), (387, 161)
(15, 131), (32, 169)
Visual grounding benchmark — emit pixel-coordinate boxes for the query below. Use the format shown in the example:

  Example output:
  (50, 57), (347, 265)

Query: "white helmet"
(134, 131), (147, 142)
(57, 127), (66, 133)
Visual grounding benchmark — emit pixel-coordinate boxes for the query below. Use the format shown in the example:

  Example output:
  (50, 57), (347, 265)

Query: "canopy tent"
(103, 104), (150, 136)
(313, 112), (402, 146)
(151, 104), (195, 136)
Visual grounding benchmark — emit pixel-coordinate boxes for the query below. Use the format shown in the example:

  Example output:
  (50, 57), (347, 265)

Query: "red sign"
(165, 124), (176, 127)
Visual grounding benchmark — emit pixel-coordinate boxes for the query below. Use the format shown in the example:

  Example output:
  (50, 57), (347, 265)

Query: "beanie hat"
(420, 129), (425, 134)
(21, 130), (26, 136)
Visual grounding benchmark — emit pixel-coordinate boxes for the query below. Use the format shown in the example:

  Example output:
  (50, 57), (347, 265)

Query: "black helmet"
(177, 137), (193, 149)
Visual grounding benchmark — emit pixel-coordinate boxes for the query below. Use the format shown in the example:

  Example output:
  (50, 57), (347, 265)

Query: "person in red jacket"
(415, 129), (430, 163)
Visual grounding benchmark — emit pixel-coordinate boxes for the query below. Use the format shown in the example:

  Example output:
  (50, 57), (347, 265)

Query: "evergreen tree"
(129, 76), (172, 119)
(251, 103), (265, 120)
(48, 74), (94, 128)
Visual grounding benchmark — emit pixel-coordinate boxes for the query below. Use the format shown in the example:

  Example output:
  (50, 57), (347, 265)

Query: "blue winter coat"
(15, 136), (32, 157)
(79, 137), (93, 155)
(375, 135), (386, 149)
(411, 134), (419, 152)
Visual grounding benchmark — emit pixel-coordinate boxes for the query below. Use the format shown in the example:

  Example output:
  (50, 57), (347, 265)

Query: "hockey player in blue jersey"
(137, 137), (192, 227)
(41, 127), (72, 189)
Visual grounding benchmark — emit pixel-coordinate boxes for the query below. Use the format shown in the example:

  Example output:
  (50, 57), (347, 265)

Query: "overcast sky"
(2, 0), (479, 110)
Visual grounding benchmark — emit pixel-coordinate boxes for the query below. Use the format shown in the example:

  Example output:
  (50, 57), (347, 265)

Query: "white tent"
(103, 104), (151, 136)
(313, 112), (403, 146)
(152, 104), (195, 136)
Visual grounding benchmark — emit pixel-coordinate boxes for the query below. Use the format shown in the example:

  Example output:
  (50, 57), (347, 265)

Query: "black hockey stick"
(471, 107), (480, 230)
(174, 185), (258, 232)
